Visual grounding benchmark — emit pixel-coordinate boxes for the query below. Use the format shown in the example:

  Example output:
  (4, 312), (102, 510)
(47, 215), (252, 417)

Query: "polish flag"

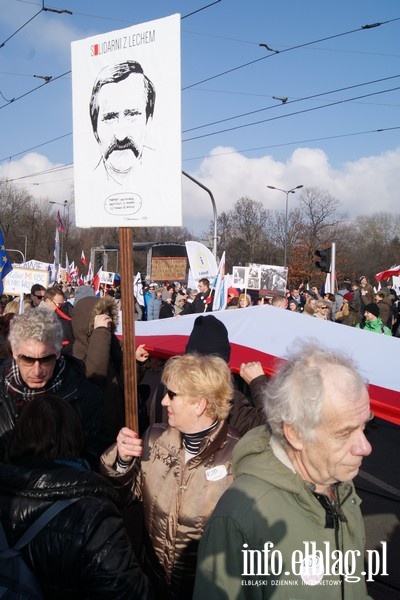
(65, 253), (71, 282)
(81, 250), (87, 267)
(128, 306), (400, 426)
(92, 268), (102, 295)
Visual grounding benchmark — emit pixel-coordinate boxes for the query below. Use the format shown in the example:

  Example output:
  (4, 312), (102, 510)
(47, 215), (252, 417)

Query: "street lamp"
(49, 199), (68, 216)
(182, 171), (218, 258)
(17, 234), (27, 263)
(267, 184), (303, 268)
(5, 249), (25, 263)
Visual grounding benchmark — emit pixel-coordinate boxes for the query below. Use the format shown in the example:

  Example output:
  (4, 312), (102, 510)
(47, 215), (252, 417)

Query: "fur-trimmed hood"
(87, 296), (119, 334)
(72, 296), (119, 347)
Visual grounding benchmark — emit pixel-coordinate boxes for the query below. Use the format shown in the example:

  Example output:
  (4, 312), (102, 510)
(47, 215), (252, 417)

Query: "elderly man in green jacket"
(194, 343), (375, 599)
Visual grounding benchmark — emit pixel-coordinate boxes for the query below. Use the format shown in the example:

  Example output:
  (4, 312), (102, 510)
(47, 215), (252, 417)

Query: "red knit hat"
(227, 287), (239, 298)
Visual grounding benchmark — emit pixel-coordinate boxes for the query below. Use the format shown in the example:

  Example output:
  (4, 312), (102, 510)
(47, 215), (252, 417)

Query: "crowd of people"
(0, 270), (392, 597)
(279, 276), (399, 336)
(132, 274), (399, 338)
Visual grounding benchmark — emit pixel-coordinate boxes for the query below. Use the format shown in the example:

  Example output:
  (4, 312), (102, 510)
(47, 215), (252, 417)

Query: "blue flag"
(0, 229), (13, 295)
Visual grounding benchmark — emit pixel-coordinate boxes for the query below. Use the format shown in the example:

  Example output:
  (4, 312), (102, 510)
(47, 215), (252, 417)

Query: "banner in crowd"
(4, 267), (49, 295)
(20, 260), (52, 271)
(132, 306), (400, 425)
(100, 270), (116, 285)
(392, 276), (400, 295)
(233, 264), (287, 292)
(185, 241), (218, 282)
(72, 14), (181, 228)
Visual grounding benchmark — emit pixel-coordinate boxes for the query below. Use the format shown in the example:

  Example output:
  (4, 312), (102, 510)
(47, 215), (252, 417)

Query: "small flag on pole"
(57, 210), (65, 233)
(53, 227), (60, 282)
(0, 229), (13, 294)
(81, 250), (87, 267)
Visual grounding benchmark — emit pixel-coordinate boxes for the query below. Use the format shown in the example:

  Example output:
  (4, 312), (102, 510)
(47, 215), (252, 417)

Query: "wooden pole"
(119, 227), (138, 432)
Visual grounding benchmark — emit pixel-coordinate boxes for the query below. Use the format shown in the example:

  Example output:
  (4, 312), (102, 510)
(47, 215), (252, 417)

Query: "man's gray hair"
(9, 308), (63, 354)
(264, 341), (366, 446)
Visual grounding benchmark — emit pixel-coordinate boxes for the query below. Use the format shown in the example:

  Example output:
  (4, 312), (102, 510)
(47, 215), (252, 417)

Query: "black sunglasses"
(165, 387), (178, 400)
(17, 354), (57, 366)
(49, 298), (63, 308)
(33, 294), (44, 300)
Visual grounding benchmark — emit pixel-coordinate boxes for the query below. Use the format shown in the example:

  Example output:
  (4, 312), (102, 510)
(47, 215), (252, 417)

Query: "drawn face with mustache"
(96, 74), (149, 181)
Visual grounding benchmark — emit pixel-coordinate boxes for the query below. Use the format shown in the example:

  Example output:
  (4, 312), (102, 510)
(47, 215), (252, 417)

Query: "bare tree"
(227, 197), (272, 265)
(298, 187), (345, 245)
(270, 206), (305, 266)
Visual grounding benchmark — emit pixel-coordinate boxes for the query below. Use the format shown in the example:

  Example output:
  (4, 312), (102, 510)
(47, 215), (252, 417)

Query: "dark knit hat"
(185, 315), (231, 362)
(364, 303), (380, 318)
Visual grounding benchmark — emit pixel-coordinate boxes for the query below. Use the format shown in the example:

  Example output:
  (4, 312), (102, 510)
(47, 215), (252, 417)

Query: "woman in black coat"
(0, 394), (151, 600)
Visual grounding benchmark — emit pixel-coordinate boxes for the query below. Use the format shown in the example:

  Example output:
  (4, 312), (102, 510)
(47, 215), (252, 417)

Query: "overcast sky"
(1, 0), (399, 235)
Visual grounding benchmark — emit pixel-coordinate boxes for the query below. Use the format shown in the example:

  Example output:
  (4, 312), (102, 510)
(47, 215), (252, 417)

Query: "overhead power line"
(1, 11), (398, 114)
(183, 126), (400, 162)
(4, 125), (399, 186)
(2, 73), (399, 164)
(182, 17), (400, 90)
(182, 0), (222, 20)
(0, 5), (43, 48)
(0, 133), (72, 163)
(183, 73), (400, 133)
(183, 84), (400, 142)
(1, 5), (399, 171)
(0, 70), (71, 110)
(0, 2), (72, 49)
(0, 0), (221, 111)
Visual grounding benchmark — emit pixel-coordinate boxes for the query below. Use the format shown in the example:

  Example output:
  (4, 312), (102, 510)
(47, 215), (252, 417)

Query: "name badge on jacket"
(205, 465), (228, 481)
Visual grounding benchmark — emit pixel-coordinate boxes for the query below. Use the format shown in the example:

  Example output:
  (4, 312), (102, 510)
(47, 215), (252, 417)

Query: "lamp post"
(5, 249), (25, 263)
(267, 184), (303, 268)
(17, 234), (27, 263)
(182, 171), (218, 259)
(49, 200), (68, 261)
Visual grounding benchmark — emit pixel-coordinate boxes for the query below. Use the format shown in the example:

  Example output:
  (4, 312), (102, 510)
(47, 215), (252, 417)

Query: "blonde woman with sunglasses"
(101, 353), (241, 600)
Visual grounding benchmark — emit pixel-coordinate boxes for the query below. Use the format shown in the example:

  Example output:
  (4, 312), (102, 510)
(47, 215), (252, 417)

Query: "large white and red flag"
(119, 307), (400, 426)
(375, 265), (400, 282)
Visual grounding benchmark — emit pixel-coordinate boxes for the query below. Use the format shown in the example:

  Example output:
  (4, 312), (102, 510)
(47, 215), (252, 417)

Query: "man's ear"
(283, 422), (304, 450)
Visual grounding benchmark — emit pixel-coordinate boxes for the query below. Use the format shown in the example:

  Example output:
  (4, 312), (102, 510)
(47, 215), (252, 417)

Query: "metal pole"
(267, 185), (303, 268)
(284, 191), (289, 269)
(330, 242), (336, 293)
(17, 235), (27, 262)
(182, 170), (218, 258)
(62, 200), (67, 268)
